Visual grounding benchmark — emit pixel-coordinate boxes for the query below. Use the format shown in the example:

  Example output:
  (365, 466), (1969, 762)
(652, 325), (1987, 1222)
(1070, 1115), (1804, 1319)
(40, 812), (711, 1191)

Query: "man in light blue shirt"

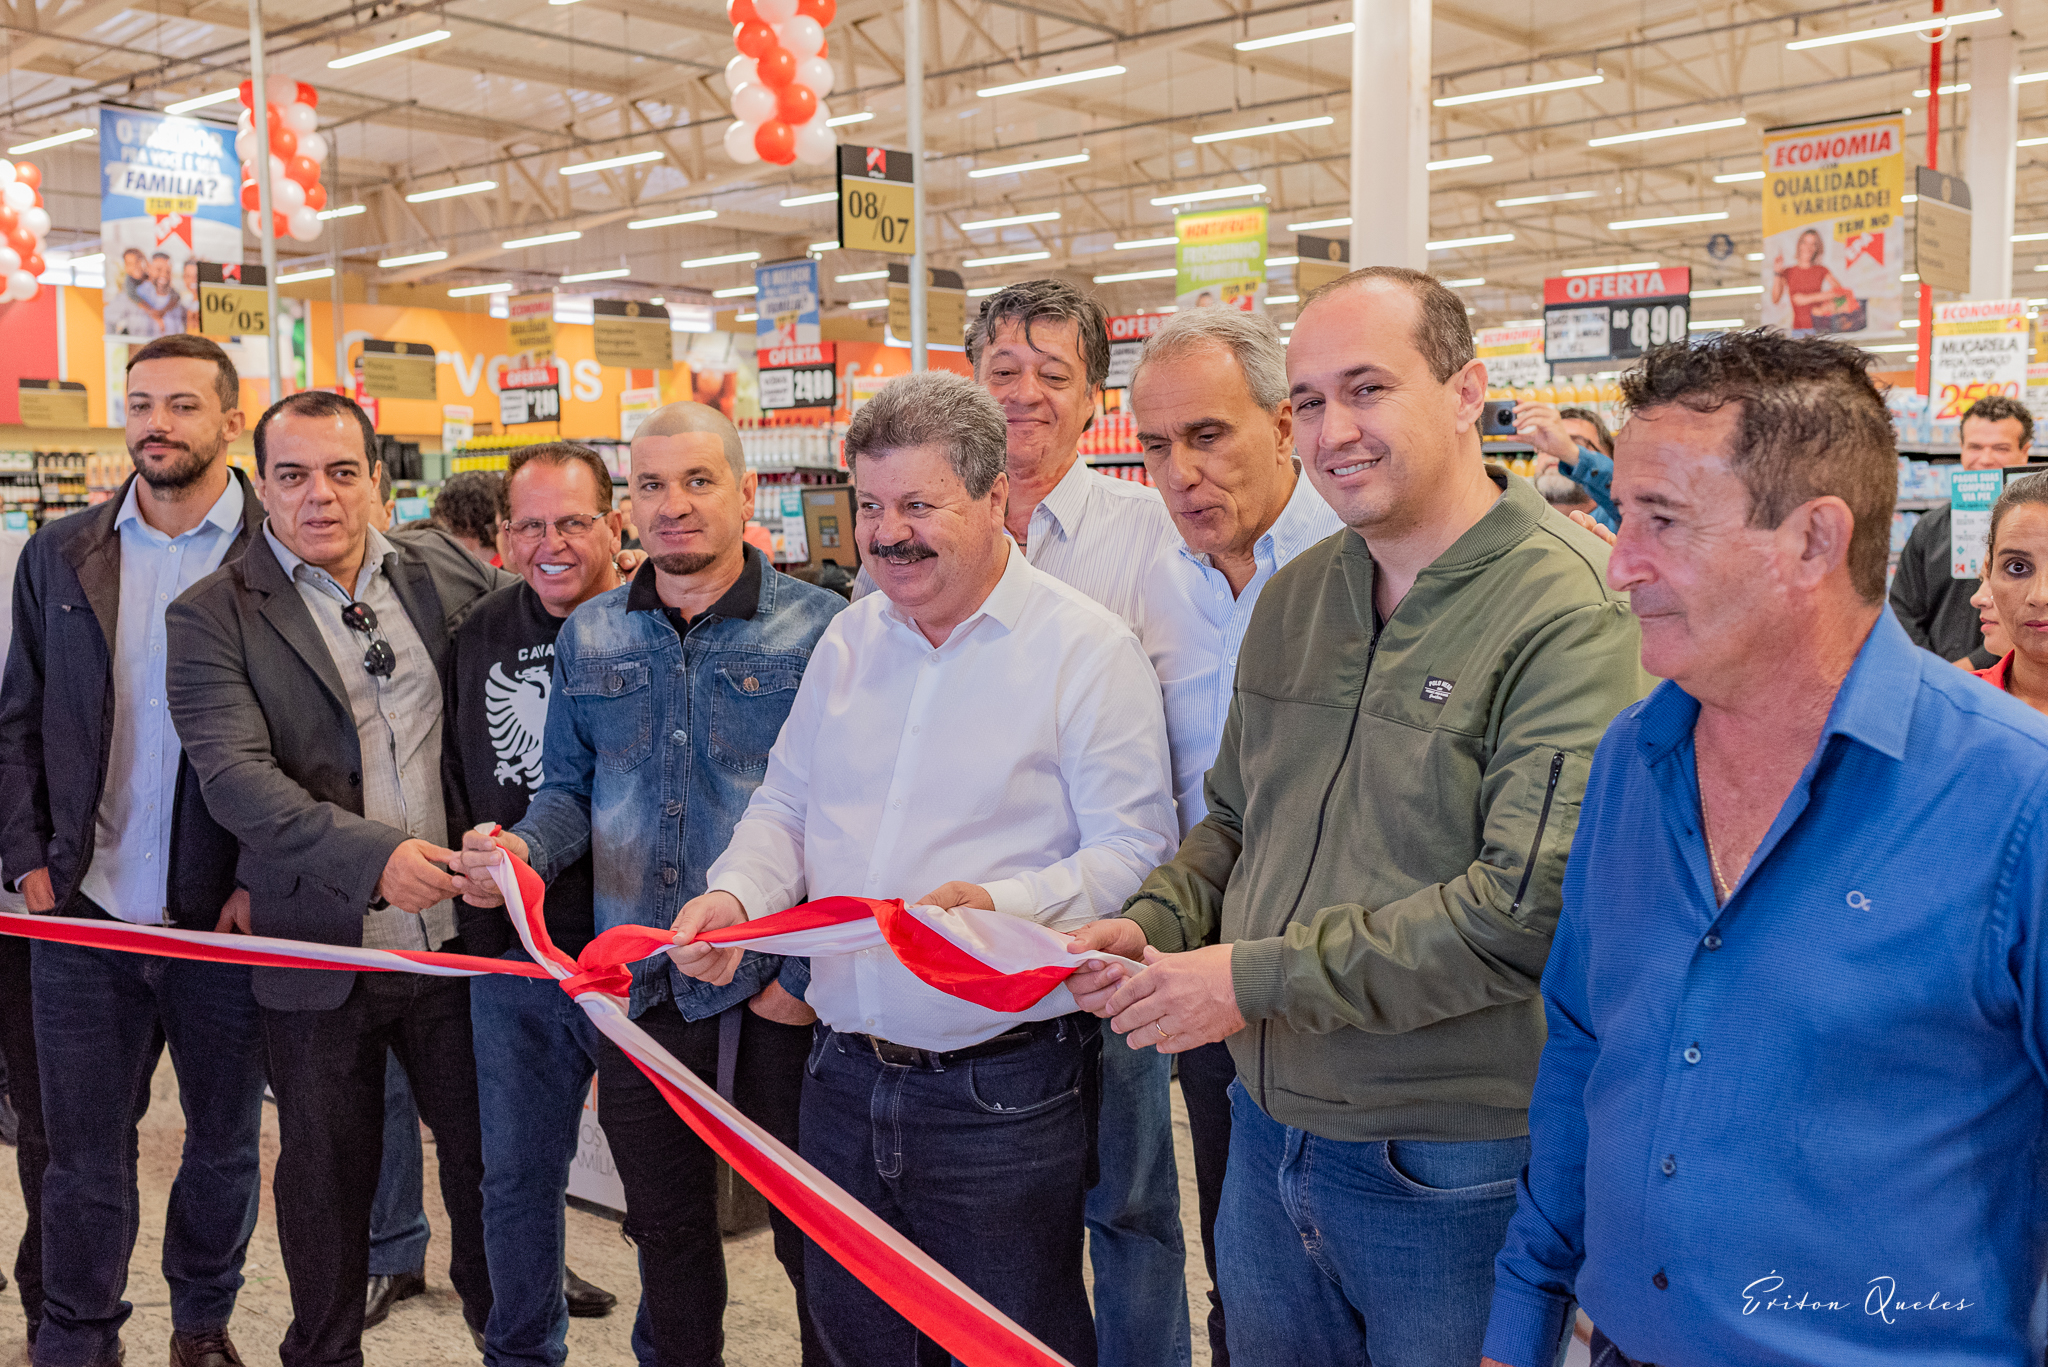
(1124, 307), (1340, 1365)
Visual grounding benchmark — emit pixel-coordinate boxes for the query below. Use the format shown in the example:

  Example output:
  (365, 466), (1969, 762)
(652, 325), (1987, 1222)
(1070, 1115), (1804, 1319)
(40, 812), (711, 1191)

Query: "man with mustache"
(666, 371), (1177, 1366)
(0, 333), (268, 1367)
(1067, 267), (1646, 1367)
(452, 402), (843, 1367)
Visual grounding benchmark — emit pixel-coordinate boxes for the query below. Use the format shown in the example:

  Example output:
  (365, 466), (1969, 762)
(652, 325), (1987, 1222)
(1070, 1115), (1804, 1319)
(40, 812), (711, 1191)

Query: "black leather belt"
(840, 1014), (1076, 1070)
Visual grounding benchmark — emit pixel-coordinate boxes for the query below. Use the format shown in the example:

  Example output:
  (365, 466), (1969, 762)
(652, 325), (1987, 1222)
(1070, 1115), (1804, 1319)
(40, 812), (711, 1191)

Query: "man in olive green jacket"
(1069, 267), (1647, 1367)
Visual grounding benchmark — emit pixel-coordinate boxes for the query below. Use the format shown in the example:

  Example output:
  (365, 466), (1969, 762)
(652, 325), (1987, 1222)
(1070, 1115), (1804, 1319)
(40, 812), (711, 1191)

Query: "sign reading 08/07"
(837, 146), (915, 256)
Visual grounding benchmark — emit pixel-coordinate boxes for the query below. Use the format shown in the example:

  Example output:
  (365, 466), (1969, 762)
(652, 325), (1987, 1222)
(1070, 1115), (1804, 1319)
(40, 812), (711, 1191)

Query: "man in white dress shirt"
(1122, 307), (1342, 1367)
(668, 370), (1177, 1367)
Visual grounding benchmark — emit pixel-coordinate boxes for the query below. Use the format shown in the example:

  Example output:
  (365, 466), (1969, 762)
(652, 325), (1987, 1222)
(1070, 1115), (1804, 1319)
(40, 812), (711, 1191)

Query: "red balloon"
(272, 212), (288, 239)
(287, 154), (321, 187)
(12, 162), (39, 191)
(0, 206), (19, 233)
(22, 253), (43, 278)
(295, 81), (318, 108)
(304, 180), (328, 211)
(816, 37), (829, 57)
(795, 0), (836, 24)
(728, 0), (758, 23)
(265, 101), (285, 134)
(776, 82), (817, 125)
(734, 20), (776, 56)
(238, 79), (254, 109)
(755, 45), (798, 90)
(754, 119), (796, 164)
(268, 125), (298, 161)
(240, 179), (262, 210)
(5, 226), (33, 256)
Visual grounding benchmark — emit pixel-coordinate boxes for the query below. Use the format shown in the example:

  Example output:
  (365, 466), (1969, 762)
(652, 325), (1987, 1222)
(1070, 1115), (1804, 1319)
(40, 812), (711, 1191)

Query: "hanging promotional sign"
(506, 293), (556, 360)
(886, 263), (966, 347)
(1104, 313), (1167, 390)
(1175, 206), (1267, 312)
(593, 299), (672, 370)
(100, 106), (243, 339)
(358, 338), (439, 401)
(196, 261), (268, 337)
(759, 341), (837, 411)
(756, 258), (821, 355)
(1542, 267), (1690, 364)
(837, 146), (916, 256)
(1928, 298), (2029, 422)
(1293, 232), (1350, 297)
(1758, 113), (1904, 339)
(499, 364), (562, 426)
(1475, 324), (1548, 387)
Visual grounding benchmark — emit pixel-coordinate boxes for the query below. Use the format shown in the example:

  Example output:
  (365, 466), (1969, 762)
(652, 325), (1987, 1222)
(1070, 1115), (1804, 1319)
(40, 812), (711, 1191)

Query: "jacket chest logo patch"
(1421, 676), (1456, 705)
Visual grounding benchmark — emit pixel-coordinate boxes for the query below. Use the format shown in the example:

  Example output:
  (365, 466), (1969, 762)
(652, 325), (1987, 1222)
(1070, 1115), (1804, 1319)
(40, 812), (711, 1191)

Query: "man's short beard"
(130, 440), (220, 493)
(651, 550), (719, 576)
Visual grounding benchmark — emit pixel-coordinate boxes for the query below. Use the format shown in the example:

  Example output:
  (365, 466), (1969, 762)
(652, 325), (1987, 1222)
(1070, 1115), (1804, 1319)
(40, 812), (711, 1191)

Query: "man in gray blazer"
(166, 390), (510, 1367)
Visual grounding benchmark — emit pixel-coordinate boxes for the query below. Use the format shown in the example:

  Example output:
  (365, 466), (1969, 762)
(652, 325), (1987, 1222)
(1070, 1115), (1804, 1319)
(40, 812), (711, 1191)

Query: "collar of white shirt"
(1173, 463), (1338, 576)
(113, 470), (245, 542)
(1029, 455), (1098, 543)
(264, 519), (396, 600)
(877, 538), (1030, 646)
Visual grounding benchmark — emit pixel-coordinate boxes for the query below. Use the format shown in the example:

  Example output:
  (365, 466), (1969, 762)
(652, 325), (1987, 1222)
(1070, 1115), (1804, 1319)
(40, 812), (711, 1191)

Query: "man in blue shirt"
(1483, 330), (2048, 1367)
(1519, 401), (1618, 531)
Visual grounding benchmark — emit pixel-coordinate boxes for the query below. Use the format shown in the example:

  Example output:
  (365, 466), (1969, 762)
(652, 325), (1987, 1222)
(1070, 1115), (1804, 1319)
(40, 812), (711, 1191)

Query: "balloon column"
(724, 0), (837, 167)
(236, 76), (328, 242)
(0, 160), (50, 302)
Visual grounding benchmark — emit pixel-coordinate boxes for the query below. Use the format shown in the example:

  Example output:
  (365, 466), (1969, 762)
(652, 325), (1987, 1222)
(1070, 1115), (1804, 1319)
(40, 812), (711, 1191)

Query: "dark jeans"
(29, 939), (265, 1367)
(1588, 1327), (1653, 1367)
(0, 935), (46, 1343)
(1177, 1041), (1237, 1367)
(595, 998), (814, 1367)
(801, 1017), (1101, 1367)
(263, 972), (491, 1367)
(471, 954), (606, 1367)
(368, 1052), (429, 1278)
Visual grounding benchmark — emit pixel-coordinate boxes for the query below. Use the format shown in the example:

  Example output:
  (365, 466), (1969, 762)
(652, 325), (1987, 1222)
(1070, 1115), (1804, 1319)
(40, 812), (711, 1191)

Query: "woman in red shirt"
(1969, 472), (2048, 714)
(1770, 228), (1857, 332)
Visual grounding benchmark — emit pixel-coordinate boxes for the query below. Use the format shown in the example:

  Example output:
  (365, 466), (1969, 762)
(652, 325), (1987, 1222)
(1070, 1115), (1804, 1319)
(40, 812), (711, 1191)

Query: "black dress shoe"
(563, 1266), (617, 1318)
(364, 1270), (427, 1330)
(169, 1329), (242, 1367)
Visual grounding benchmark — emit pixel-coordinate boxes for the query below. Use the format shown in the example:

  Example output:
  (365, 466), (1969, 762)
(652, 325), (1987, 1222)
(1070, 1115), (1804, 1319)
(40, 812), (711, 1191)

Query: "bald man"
(453, 404), (845, 1366)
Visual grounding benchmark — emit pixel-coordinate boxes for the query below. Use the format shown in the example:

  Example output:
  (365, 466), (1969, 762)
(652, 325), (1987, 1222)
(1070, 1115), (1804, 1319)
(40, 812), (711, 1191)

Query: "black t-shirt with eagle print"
(443, 580), (598, 958)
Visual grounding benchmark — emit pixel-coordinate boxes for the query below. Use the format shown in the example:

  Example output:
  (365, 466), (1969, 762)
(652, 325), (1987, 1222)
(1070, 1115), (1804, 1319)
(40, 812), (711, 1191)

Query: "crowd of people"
(2, 265), (2048, 1367)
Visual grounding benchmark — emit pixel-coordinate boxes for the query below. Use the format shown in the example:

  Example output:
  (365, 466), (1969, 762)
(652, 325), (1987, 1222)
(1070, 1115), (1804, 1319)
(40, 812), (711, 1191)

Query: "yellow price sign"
(199, 284), (268, 337)
(837, 146), (917, 257)
(144, 196), (199, 216)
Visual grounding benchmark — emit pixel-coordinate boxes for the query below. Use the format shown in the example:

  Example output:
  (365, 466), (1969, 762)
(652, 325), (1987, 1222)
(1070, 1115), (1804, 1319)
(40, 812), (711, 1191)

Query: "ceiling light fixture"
(448, 282), (513, 297)
(850, 298), (888, 309)
(960, 211), (1061, 230)
(1234, 21), (1353, 51)
(714, 285), (758, 297)
(317, 204), (367, 219)
(836, 270), (888, 281)
(968, 286), (1002, 295)
(502, 230), (582, 249)
(2019, 136), (2048, 147)
(1608, 210), (1731, 230)
(1561, 260), (1659, 275)
(7, 128), (92, 154)
(1442, 277), (1486, 287)
(560, 150), (664, 175)
(1287, 216), (1351, 231)
(1192, 115), (1334, 144)
(165, 89), (240, 114)
(1914, 83), (1971, 97)
(781, 190), (839, 206)
(964, 250), (1052, 267)
(628, 209), (718, 229)
(1427, 154), (1494, 170)
(1149, 182), (1267, 206)
(1785, 9), (2000, 49)
(1713, 170), (1766, 183)
(810, 239), (840, 251)
(328, 29), (452, 68)
(406, 180), (498, 203)
(683, 251), (761, 268)
(1587, 116), (1747, 147)
(561, 267), (630, 282)
(1496, 189), (1598, 206)
(969, 152), (1091, 178)
(1114, 236), (1179, 249)
(2015, 232), (2048, 242)
(1689, 318), (1745, 330)
(1433, 74), (1604, 107)
(277, 266), (334, 283)
(1093, 268), (1178, 282)
(978, 65), (1125, 98)
(1694, 284), (1763, 297)
(379, 250), (449, 268)
(826, 112), (875, 126)
(1266, 293), (1299, 304)
(1426, 232), (1515, 250)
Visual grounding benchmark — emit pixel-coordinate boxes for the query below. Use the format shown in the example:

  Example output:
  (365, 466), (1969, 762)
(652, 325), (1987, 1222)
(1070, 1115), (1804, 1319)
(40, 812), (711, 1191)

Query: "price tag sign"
(760, 343), (837, 410)
(837, 146), (916, 256)
(1542, 267), (1691, 364)
(499, 365), (562, 425)
(592, 299), (673, 371)
(197, 261), (269, 337)
(17, 378), (88, 427)
(359, 339), (440, 402)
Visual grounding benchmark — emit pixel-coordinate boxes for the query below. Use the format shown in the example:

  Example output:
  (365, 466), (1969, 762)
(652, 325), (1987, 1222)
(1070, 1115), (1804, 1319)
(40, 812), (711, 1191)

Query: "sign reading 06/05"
(837, 146), (915, 256)
(197, 261), (268, 337)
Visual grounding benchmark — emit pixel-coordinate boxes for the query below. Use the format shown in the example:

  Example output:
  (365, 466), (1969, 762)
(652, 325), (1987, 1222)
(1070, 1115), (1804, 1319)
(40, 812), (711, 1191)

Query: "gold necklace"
(1697, 775), (1735, 903)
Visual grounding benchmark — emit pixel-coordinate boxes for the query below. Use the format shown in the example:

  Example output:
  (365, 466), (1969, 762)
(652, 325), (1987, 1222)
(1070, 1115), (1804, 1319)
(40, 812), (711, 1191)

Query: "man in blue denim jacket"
(455, 402), (842, 1367)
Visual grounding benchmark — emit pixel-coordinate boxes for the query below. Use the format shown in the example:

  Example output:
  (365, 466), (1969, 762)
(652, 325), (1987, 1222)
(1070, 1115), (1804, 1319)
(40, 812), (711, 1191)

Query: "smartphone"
(1480, 398), (1519, 437)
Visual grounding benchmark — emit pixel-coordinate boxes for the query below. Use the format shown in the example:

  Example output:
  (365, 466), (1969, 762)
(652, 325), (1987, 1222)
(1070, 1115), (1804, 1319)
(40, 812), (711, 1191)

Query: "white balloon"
(754, 0), (797, 22)
(237, 108), (254, 134)
(731, 81), (777, 125)
(724, 120), (763, 165)
(795, 119), (835, 165)
(797, 56), (835, 97)
(235, 130), (255, 164)
(20, 207), (49, 238)
(7, 270), (36, 300)
(776, 15), (824, 56)
(264, 74), (296, 105)
(287, 204), (322, 241)
(270, 176), (306, 212)
(268, 153), (287, 184)
(3, 182), (33, 212)
(246, 209), (266, 235)
(0, 249), (22, 276)
(724, 53), (758, 94)
(283, 101), (318, 136)
(299, 130), (329, 164)
(0, 161), (16, 187)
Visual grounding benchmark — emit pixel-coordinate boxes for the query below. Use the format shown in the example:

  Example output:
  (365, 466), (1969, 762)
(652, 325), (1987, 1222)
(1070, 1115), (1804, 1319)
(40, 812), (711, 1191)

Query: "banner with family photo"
(99, 105), (243, 339)
(1758, 113), (1904, 340)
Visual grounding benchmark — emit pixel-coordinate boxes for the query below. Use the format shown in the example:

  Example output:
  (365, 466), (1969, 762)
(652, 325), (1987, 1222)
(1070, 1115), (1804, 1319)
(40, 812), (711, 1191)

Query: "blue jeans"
(1086, 1033), (1189, 1367)
(470, 954), (607, 1367)
(29, 940), (265, 1367)
(368, 1052), (429, 1277)
(800, 1018), (1101, 1367)
(1217, 1080), (1527, 1367)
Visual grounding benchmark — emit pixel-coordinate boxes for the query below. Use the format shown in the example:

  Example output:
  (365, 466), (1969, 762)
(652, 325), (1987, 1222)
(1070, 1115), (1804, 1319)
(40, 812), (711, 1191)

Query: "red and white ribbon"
(0, 857), (1135, 1367)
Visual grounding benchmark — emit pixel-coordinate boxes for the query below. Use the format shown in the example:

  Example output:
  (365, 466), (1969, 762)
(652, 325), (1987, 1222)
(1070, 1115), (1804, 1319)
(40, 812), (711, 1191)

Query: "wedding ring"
(1154, 1022), (1173, 1041)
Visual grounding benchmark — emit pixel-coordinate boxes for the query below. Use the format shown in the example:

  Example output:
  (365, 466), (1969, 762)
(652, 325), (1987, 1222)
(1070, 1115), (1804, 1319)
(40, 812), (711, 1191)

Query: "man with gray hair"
(1123, 306), (1341, 1365)
(667, 370), (1178, 1366)
(453, 402), (844, 1367)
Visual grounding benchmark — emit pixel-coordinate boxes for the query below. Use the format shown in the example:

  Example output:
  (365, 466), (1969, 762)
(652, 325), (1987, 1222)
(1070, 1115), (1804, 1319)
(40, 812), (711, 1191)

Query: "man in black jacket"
(0, 333), (267, 1367)
(1890, 394), (2035, 666)
(165, 390), (511, 1367)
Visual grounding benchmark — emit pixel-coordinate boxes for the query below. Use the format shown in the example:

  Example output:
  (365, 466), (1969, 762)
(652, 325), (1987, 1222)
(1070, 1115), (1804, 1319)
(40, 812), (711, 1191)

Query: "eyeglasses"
(503, 514), (603, 544)
(340, 599), (397, 679)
